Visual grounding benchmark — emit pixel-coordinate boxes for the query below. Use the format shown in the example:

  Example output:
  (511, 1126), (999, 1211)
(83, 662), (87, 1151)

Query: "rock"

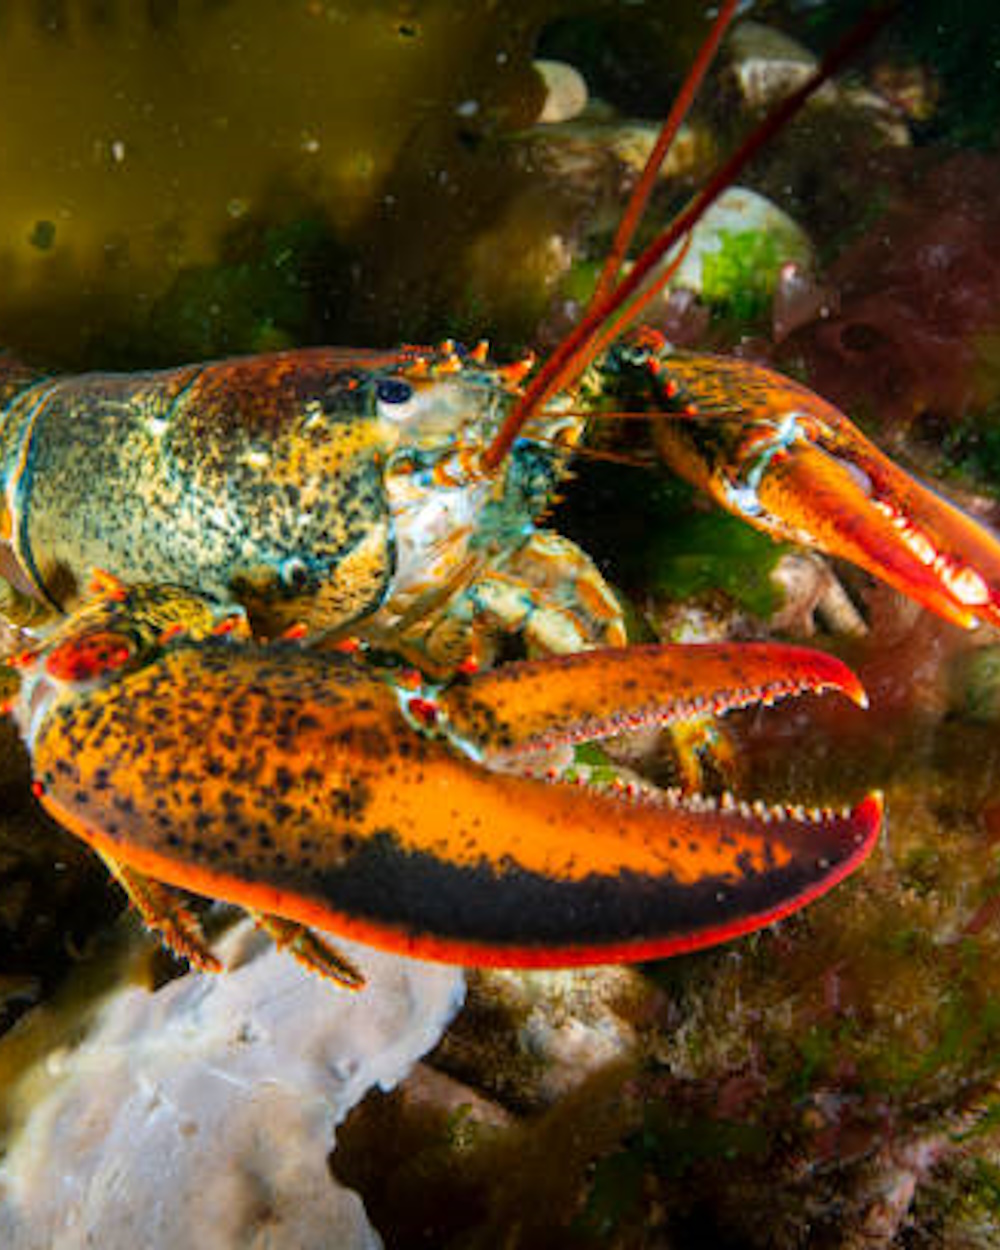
(725, 20), (909, 148)
(725, 20), (831, 114)
(771, 260), (839, 343)
(769, 552), (869, 639)
(0, 923), (465, 1250)
(525, 113), (716, 191)
(666, 186), (814, 311)
(534, 59), (589, 124)
(437, 964), (654, 1111)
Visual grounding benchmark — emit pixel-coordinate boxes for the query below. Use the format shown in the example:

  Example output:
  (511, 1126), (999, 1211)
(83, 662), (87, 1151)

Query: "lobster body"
(6, 337), (1000, 668)
(0, 349), (399, 630)
(0, 345), (630, 667)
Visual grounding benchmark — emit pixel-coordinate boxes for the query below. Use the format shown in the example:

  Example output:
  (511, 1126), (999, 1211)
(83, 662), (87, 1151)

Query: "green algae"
(560, 465), (787, 622)
(699, 228), (782, 326)
(566, 742), (621, 789)
(641, 507), (786, 619)
(942, 404), (1000, 502)
(137, 218), (345, 364)
(578, 1112), (770, 1238)
(970, 1158), (1000, 1219)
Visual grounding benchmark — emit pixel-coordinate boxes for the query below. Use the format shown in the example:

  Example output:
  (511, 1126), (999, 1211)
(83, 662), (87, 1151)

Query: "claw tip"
(818, 654), (868, 710)
(855, 790), (884, 839)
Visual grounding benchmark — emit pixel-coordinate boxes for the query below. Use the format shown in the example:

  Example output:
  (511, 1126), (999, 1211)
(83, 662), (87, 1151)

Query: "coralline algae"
(0, 923), (465, 1250)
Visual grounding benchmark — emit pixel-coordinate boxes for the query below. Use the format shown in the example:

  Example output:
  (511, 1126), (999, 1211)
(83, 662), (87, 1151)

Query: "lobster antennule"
(26, 637), (880, 971)
(589, 0), (741, 308)
(439, 641), (868, 761)
(481, 0), (902, 473)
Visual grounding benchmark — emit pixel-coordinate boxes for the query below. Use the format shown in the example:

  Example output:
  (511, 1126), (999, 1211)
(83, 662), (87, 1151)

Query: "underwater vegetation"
(781, 152), (1000, 471)
(2, 1), (1000, 1248)
(0, 0), (724, 368)
(0, 0), (552, 365)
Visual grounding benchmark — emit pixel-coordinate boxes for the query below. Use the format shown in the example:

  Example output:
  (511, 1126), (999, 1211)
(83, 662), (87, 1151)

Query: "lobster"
(3, 0), (996, 984)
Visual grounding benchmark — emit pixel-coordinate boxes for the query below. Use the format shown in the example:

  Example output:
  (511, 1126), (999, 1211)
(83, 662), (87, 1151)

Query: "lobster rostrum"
(0, 1), (994, 981)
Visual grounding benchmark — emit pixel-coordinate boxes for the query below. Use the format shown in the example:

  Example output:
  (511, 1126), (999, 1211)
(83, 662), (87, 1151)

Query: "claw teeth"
(618, 780), (852, 830)
(873, 496), (992, 609)
(945, 564), (990, 608)
(710, 673), (864, 719)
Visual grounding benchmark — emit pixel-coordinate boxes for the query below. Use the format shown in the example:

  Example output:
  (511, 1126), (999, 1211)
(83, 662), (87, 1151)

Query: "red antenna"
(482, 1), (901, 474)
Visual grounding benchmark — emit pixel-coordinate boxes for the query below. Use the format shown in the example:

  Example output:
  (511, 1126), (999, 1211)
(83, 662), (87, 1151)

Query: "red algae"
(784, 152), (1000, 432)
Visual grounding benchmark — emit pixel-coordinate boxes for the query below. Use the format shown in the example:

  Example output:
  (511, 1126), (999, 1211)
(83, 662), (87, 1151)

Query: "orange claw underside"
(27, 638), (880, 968)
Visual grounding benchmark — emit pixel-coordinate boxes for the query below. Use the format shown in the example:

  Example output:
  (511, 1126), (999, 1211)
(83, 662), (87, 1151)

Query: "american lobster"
(3, 1), (996, 985)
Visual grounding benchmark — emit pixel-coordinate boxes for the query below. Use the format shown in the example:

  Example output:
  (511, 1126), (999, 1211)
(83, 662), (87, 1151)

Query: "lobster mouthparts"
(21, 623), (880, 970)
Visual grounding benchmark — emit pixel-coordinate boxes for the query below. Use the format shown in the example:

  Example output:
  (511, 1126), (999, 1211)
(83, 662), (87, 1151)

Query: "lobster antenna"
(590, 0), (741, 309)
(482, 0), (902, 473)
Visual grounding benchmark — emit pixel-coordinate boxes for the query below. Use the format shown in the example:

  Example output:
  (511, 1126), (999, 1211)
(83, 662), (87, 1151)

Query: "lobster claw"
(16, 592), (880, 970)
(647, 350), (1000, 630)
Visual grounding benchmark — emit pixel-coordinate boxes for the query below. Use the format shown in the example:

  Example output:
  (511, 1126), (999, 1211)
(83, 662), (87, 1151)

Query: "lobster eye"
(376, 378), (413, 405)
(279, 557), (311, 591)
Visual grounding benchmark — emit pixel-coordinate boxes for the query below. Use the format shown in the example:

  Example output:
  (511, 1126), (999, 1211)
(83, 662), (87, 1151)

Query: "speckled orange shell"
(30, 639), (880, 967)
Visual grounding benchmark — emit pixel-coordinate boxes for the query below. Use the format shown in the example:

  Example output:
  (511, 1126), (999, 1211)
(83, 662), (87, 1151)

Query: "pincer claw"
(14, 592), (880, 974)
(648, 351), (1000, 630)
(430, 643), (880, 964)
(746, 426), (1000, 631)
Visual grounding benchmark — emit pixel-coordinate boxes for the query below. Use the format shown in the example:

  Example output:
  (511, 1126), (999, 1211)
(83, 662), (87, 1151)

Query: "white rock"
(534, 59), (589, 125)
(770, 551), (868, 638)
(726, 20), (828, 112)
(727, 21), (909, 146)
(0, 924), (465, 1250)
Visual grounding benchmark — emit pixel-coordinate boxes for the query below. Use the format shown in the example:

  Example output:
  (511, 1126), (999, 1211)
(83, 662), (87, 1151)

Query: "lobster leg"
(250, 912), (365, 989)
(98, 850), (366, 985)
(469, 530), (628, 658)
(373, 529), (628, 675)
(95, 850), (222, 974)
